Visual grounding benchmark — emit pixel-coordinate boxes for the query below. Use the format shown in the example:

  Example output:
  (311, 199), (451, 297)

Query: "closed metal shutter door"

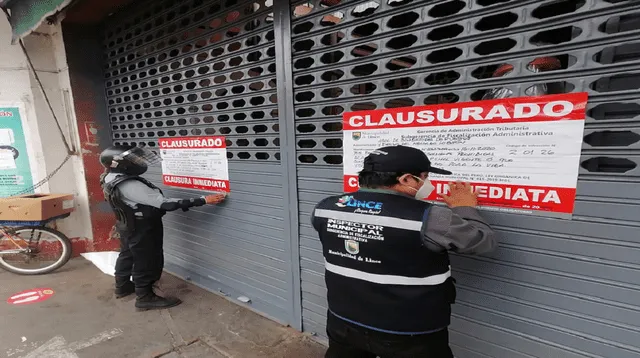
(102, 0), (295, 324)
(291, 0), (640, 357)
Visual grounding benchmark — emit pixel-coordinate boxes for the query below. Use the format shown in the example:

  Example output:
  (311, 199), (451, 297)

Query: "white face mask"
(407, 176), (435, 201)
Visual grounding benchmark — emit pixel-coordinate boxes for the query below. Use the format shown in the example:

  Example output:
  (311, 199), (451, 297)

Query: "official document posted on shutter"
(159, 136), (230, 193)
(342, 93), (588, 218)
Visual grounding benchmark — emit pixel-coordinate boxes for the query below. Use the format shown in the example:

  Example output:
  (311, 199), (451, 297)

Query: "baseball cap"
(362, 146), (452, 175)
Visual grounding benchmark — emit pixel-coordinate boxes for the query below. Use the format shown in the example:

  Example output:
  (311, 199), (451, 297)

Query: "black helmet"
(99, 145), (160, 175)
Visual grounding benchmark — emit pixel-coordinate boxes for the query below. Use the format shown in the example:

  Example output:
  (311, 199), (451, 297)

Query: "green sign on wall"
(0, 106), (34, 197)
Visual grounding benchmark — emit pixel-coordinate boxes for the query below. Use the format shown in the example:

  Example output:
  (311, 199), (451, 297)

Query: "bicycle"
(0, 213), (72, 275)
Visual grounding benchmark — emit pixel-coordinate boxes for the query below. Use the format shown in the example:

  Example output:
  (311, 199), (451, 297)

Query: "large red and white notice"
(159, 136), (230, 193)
(342, 93), (588, 218)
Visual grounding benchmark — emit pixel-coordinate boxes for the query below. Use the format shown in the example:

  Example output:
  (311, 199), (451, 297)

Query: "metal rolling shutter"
(291, 0), (640, 357)
(102, 0), (296, 324)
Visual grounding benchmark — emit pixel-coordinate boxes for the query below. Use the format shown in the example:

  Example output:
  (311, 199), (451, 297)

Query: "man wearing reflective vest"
(312, 145), (497, 358)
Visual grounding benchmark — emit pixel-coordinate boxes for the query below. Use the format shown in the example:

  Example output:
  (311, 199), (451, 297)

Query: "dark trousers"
(325, 312), (454, 358)
(114, 217), (164, 292)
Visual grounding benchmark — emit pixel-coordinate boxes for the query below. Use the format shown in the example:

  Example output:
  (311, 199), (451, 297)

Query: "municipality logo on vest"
(335, 195), (383, 209)
(345, 240), (359, 255)
(336, 195), (383, 215)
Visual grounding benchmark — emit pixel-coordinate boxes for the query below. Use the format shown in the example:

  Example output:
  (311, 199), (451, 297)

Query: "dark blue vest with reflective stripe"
(312, 190), (455, 334)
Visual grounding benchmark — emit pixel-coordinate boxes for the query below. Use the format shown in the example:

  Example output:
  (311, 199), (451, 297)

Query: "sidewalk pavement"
(0, 258), (326, 358)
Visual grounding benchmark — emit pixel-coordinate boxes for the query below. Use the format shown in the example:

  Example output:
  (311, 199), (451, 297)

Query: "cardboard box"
(0, 194), (75, 221)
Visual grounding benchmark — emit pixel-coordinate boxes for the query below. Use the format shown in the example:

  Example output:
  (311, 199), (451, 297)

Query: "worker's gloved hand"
(205, 193), (226, 205)
(439, 182), (478, 208)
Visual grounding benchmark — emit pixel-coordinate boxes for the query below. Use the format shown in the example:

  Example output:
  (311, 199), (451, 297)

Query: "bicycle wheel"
(0, 227), (72, 275)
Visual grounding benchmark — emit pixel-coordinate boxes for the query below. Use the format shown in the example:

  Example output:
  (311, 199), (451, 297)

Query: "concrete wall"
(0, 14), (93, 252)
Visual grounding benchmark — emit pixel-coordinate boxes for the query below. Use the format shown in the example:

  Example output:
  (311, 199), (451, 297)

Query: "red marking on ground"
(7, 288), (55, 305)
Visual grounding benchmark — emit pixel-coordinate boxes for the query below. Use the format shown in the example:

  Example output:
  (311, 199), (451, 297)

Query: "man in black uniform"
(100, 145), (225, 311)
(312, 145), (497, 358)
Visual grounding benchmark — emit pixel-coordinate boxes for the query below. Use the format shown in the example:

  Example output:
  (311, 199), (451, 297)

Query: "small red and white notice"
(343, 93), (588, 218)
(159, 136), (230, 192)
